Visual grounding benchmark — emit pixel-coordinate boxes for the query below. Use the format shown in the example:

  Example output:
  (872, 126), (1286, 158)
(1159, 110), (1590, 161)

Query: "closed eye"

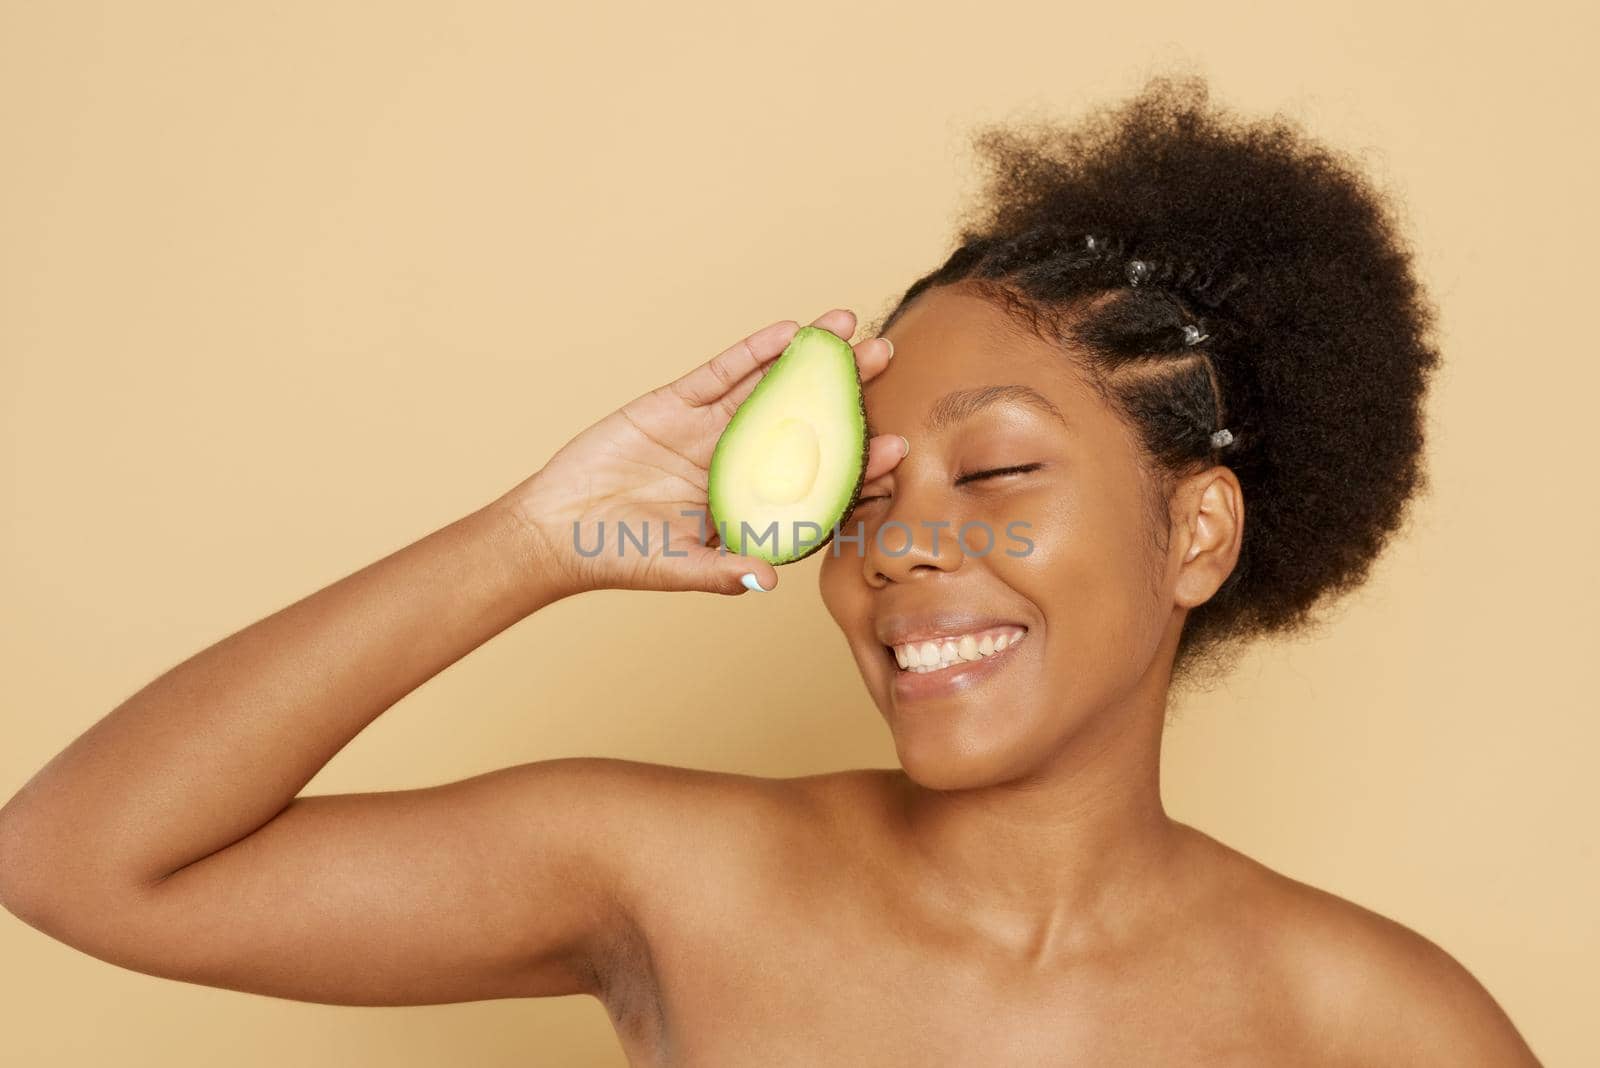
(954, 462), (1044, 486)
(848, 463), (1044, 514)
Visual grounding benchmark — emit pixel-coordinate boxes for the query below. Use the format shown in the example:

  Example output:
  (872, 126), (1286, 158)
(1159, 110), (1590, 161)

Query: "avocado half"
(707, 326), (869, 564)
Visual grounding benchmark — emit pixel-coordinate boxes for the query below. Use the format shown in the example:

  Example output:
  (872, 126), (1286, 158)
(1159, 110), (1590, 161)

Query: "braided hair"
(870, 75), (1442, 690)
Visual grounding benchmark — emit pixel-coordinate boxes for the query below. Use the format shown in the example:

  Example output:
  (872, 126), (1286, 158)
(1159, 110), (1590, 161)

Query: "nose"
(861, 511), (965, 587)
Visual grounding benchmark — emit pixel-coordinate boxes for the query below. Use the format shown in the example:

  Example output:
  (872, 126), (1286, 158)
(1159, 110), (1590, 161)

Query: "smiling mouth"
(886, 626), (1028, 674)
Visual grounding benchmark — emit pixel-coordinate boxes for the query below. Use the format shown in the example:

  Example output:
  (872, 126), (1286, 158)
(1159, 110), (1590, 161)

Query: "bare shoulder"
(1193, 830), (1542, 1067)
(527, 754), (822, 869)
(533, 755), (848, 928)
(586, 761), (895, 940)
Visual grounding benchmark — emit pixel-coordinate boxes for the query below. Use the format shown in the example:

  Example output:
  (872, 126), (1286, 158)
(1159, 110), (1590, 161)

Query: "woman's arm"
(0, 308), (903, 1005)
(0, 491), (616, 1001)
(0, 500), (626, 1003)
(3, 501), (544, 897)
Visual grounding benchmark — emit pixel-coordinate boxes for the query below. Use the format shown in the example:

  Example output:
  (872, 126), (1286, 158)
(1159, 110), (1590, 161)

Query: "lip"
(888, 630), (1030, 703)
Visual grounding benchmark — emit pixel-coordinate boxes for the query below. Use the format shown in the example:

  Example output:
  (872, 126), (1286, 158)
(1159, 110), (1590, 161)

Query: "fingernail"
(740, 572), (771, 593)
(881, 336), (895, 359)
(897, 434), (910, 456)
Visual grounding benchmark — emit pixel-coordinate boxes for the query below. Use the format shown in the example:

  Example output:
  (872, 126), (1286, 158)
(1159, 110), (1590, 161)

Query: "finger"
(707, 551), (779, 596)
(853, 335), (894, 384)
(669, 319), (800, 407)
(863, 433), (910, 481)
(716, 363), (770, 420)
(808, 307), (857, 341)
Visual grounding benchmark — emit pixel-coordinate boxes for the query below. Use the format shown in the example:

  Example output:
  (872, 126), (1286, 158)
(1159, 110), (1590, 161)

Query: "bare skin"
(0, 290), (1539, 1066)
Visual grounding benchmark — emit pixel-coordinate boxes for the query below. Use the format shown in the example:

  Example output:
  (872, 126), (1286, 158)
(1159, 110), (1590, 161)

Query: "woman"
(0, 76), (1540, 1065)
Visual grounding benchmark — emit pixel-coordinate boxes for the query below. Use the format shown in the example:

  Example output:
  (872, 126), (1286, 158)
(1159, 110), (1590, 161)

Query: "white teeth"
(888, 626), (1027, 674)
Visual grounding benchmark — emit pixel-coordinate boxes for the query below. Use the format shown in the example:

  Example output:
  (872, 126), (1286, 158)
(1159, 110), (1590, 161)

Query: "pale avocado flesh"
(707, 326), (869, 564)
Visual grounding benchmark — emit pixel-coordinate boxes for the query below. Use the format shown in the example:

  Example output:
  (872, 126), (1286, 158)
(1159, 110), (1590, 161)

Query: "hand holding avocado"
(499, 309), (906, 599)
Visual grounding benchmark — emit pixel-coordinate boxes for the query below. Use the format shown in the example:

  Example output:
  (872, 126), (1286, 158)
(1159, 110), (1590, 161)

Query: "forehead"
(869, 283), (1103, 435)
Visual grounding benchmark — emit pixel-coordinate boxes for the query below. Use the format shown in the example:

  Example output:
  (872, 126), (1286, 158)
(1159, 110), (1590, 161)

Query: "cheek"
(818, 551), (862, 629)
(1001, 490), (1162, 683)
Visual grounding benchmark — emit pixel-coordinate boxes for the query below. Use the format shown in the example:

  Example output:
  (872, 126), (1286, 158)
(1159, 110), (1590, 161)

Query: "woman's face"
(819, 283), (1182, 790)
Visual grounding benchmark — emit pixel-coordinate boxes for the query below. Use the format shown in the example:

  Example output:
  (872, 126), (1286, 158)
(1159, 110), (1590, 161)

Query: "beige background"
(2, 1), (1593, 1064)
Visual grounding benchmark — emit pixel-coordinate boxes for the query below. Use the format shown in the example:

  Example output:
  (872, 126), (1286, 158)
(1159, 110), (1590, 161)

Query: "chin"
(854, 642), (1053, 791)
(897, 754), (1004, 792)
(883, 711), (1043, 792)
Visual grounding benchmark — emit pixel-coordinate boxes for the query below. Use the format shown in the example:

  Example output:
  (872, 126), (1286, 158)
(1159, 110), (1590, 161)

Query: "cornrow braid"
(889, 223), (1259, 464)
(868, 74), (1442, 690)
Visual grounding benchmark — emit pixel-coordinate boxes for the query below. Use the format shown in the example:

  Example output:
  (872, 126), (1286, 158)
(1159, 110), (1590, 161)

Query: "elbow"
(0, 805), (179, 984)
(0, 806), (48, 926)
(0, 798), (162, 937)
(0, 799), (101, 933)
(0, 803), (63, 929)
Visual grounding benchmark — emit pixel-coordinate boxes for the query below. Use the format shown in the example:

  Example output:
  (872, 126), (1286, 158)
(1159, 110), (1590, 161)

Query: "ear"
(1171, 466), (1244, 609)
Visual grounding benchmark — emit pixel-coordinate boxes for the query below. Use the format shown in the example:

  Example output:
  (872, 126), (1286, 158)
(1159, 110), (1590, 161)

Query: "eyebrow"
(923, 385), (1068, 434)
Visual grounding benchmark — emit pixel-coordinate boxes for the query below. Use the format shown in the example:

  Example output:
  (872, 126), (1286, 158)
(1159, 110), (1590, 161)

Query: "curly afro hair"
(868, 74), (1442, 692)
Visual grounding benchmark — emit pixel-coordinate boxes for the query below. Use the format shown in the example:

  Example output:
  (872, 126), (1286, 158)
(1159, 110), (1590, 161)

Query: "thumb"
(706, 551), (779, 596)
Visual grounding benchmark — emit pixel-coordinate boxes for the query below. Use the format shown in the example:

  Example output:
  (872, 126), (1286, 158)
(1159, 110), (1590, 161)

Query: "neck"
(888, 645), (1191, 967)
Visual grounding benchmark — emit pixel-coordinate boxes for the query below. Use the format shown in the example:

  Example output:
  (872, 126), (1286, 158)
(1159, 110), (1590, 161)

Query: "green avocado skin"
(706, 326), (870, 565)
